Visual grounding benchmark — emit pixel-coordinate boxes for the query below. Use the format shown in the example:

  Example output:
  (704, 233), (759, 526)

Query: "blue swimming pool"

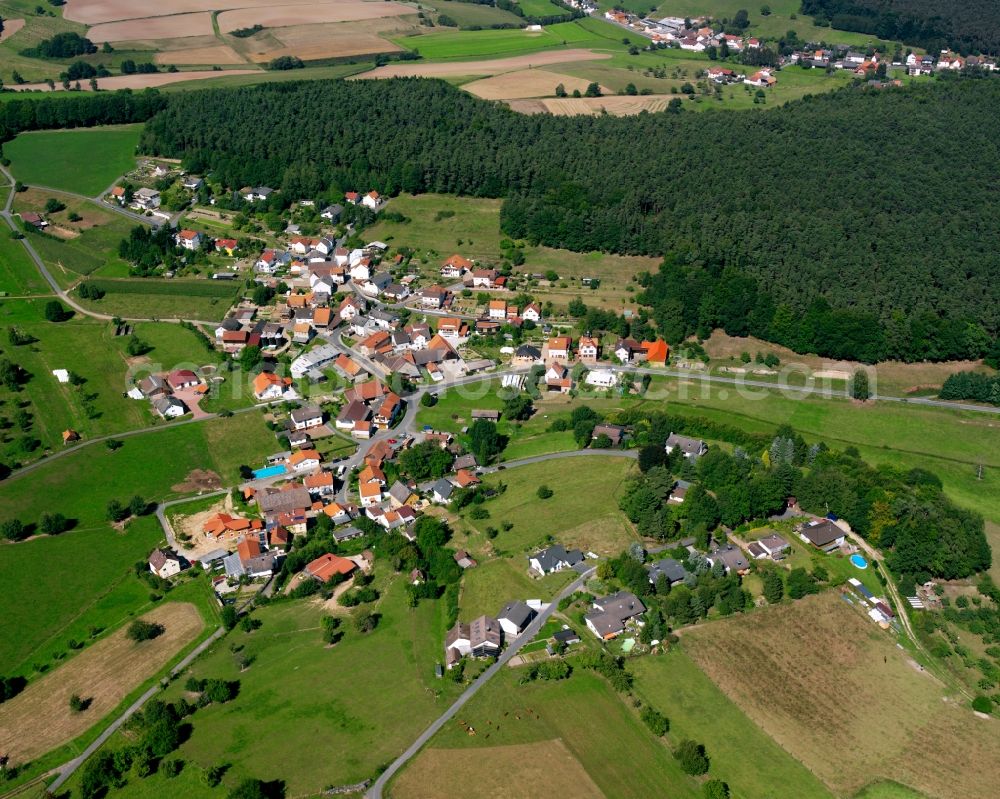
(850, 553), (868, 569)
(253, 464), (287, 479)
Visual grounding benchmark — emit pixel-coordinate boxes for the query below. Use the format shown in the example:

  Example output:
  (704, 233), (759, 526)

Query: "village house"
(585, 591), (646, 639)
(132, 187), (160, 211)
(585, 369), (618, 389)
(592, 423), (628, 447)
(445, 615), (502, 668)
(419, 285), (450, 309)
(167, 369), (201, 390)
(529, 544), (584, 575)
(577, 335), (599, 362)
(522, 302), (542, 322)
(441, 254), (473, 279)
(153, 396), (187, 419)
(305, 552), (356, 583)
(469, 268), (499, 289)
(290, 406), (324, 431)
(512, 344), (541, 365)
(176, 229), (202, 251)
(709, 545), (750, 575)
(665, 433), (707, 459)
(545, 335), (572, 363)
(498, 600), (537, 637)
(149, 549), (184, 579)
(224, 535), (279, 580)
(253, 371), (294, 401)
(203, 512), (262, 542)
(798, 519), (846, 552)
(362, 190), (384, 211)
(648, 557), (687, 587)
(545, 362), (572, 394)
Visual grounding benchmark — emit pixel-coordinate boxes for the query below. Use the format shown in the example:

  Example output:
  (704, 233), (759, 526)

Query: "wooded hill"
(802, 0), (1000, 55)
(137, 77), (1000, 362)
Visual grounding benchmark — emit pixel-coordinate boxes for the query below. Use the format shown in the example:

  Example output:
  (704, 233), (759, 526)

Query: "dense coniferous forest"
(140, 78), (1000, 362)
(0, 91), (166, 142)
(802, 0), (1000, 55)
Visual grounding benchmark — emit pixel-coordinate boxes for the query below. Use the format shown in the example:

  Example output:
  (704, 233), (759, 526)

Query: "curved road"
(366, 567), (595, 799)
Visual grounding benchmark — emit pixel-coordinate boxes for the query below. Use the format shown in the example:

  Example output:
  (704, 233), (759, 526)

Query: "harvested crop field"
(509, 94), (675, 116)
(243, 22), (401, 62)
(88, 12), (214, 42)
(155, 44), (246, 65)
(0, 18), (24, 43)
(392, 740), (603, 799)
(463, 69), (599, 100)
(69, 0), (411, 24)
(0, 602), (203, 763)
(682, 592), (1000, 799)
(14, 70), (259, 92)
(218, 1), (413, 31)
(359, 49), (611, 78)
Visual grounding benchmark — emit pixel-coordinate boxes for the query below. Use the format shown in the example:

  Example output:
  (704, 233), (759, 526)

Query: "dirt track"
(358, 49), (612, 79)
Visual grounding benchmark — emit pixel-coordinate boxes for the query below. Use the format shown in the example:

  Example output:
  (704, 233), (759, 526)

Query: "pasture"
(0, 602), (204, 763)
(5, 125), (143, 196)
(393, 668), (702, 798)
(682, 592), (1000, 798)
(630, 649), (833, 799)
(428, 1), (524, 28)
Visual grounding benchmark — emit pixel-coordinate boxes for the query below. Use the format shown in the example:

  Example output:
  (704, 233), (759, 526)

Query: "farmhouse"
(445, 615), (502, 668)
(798, 519), (846, 552)
(203, 512), (262, 542)
(585, 591), (646, 639)
(529, 544), (584, 575)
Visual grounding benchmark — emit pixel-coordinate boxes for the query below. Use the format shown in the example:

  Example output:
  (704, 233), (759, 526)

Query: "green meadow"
(5, 125), (143, 196)
(0, 229), (49, 296)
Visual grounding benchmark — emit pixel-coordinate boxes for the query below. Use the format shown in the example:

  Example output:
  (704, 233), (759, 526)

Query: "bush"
(44, 300), (68, 322)
(468, 506), (490, 520)
(674, 739), (709, 775)
(127, 619), (165, 642)
(640, 705), (669, 736)
(972, 695), (993, 713)
(703, 780), (730, 799)
(536, 484), (553, 499)
(221, 605), (239, 630)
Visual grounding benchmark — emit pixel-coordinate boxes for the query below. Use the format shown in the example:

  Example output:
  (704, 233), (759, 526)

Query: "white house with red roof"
(176, 229), (202, 251)
(362, 191), (384, 211)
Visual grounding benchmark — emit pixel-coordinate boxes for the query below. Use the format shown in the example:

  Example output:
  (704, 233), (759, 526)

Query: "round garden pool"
(849, 553), (868, 569)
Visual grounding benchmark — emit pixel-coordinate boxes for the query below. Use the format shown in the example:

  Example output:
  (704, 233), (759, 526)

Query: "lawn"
(5, 125), (143, 196)
(0, 229), (48, 296)
(517, 0), (572, 17)
(395, 18), (639, 60)
(682, 592), (1000, 799)
(63, 577), (463, 798)
(0, 302), (223, 464)
(459, 558), (573, 618)
(391, 668), (702, 799)
(630, 649), (833, 799)
(73, 278), (240, 321)
(463, 456), (638, 555)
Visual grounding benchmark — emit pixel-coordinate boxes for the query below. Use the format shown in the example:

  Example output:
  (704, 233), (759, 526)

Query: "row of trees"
(138, 77), (1000, 362)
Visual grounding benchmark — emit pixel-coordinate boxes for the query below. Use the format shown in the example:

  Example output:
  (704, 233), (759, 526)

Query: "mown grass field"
(395, 17), (641, 60)
(682, 592), (1000, 799)
(5, 125), (143, 196)
(392, 668), (702, 799)
(459, 557), (573, 618)
(463, 456), (638, 555)
(516, 0), (571, 17)
(73, 278), (240, 320)
(630, 649), (833, 799)
(62, 577), (462, 798)
(0, 229), (49, 295)
(430, 0), (525, 27)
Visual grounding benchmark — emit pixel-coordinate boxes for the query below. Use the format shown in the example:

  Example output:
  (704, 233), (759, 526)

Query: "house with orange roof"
(334, 353), (364, 381)
(269, 525), (291, 550)
(436, 317), (467, 340)
(288, 450), (321, 472)
(62, 429), (80, 444)
(312, 307), (332, 329)
(453, 469), (480, 489)
(546, 336), (572, 362)
(215, 238), (238, 256)
(362, 190), (384, 211)
(345, 379), (389, 405)
(303, 470), (335, 496)
(375, 392), (403, 428)
(305, 552), (356, 582)
(578, 335), (599, 362)
(441, 254), (473, 279)
(641, 339), (669, 365)
(359, 463), (386, 486)
(359, 477), (383, 507)
(176, 229), (202, 251)
(276, 510), (307, 535)
(360, 330), (391, 357)
(323, 502), (353, 524)
(353, 420), (374, 439)
(203, 512), (263, 542)
(488, 299), (507, 320)
(252, 371), (293, 401)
